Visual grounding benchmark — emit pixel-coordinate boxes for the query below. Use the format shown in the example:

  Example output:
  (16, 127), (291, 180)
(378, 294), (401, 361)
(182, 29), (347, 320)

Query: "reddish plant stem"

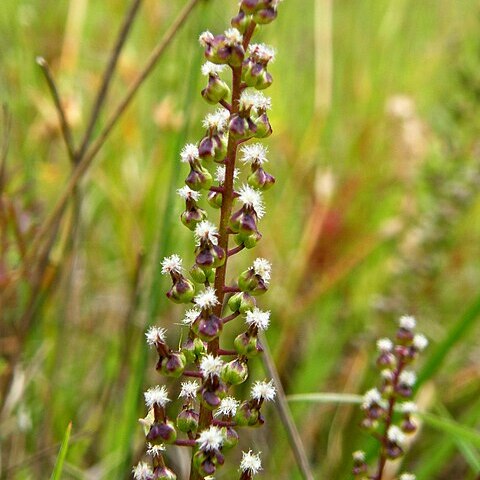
(183, 370), (203, 378)
(217, 348), (237, 355)
(175, 439), (196, 447)
(227, 244), (244, 256)
(190, 21), (256, 480)
(223, 285), (240, 293)
(219, 99), (232, 111)
(209, 185), (224, 193)
(212, 419), (236, 427)
(373, 359), (406, 480)
(221, 312), (239, 324)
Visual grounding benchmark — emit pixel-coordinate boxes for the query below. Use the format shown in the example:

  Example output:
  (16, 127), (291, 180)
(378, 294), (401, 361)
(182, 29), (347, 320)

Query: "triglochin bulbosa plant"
(134, 1), (282, 479)
(352, 315), (428, 480)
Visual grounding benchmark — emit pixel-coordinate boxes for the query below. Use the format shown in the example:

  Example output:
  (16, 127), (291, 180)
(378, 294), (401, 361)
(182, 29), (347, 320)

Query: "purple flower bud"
(235, 400), (260, 427)
(177, 408), (199, 433)
(247, 166), (275, 190)
(147, 421), (177, 444)
(202, 75), (231, 104)
(196, 313), (223, 341)
(222, 357), (249, 385)
(208, 190), (223, 208)
(185, 164), (213, 191)
(158, 352), (186, 378)
(166, 276), (196, 304)
(228, 291), (257, 313)
(222, 426), (239, 449)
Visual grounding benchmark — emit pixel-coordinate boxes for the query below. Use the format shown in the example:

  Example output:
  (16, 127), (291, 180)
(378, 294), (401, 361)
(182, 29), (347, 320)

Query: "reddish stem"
(221, 312), (239, 324)
(209, 185), (225, 193)
(223, 285), (241, 293)
(175, 439), (196, 447)
(183, 370), (203, 378)
(219, 99), (232, 111)
(227, 245), (245, 257)
(217, 348), (237, 355)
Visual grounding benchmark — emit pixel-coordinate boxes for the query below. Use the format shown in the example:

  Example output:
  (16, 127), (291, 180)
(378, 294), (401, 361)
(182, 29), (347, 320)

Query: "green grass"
(1, 0), (480, 479)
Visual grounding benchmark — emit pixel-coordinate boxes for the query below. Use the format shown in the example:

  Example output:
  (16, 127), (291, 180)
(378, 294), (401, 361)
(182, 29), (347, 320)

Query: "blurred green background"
(2, 0), (480, 478)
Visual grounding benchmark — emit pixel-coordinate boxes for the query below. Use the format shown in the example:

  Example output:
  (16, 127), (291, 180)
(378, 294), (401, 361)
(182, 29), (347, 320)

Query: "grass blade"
(50, 422), (72, 480)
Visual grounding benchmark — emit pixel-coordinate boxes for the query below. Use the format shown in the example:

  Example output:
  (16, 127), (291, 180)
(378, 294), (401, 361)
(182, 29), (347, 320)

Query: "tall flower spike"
(138, 0), (282, 476)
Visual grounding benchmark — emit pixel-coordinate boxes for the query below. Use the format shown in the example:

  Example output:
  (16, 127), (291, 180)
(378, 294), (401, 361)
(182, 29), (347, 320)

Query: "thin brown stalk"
(35, 57), (76, 163)
(6, 0), (201, 297)
(0, 104), (11, 194)
(76, 0), (144, 161)
(260, 331), (315, 480)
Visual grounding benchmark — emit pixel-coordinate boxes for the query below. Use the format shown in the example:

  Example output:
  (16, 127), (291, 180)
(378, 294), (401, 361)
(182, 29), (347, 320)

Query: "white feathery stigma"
(238, 184), (265, 218)
(253, 257), (271, 282)
(182, 308), (200, 326)
(202, 108), (230, 131)
(177, 185), (201, 202)
(362, 388), (387, 409)
(352, 450), (366, 462)
(194, 286), (219, 310)
(224, 27), (242, 45)
(240, 143), (269, 165)
(399, 474), (416, 480)
(413, 333), (428, 351)
(399, 315), (416, 330)
(144, 385), (170, 409)
(251, 379), (276, 402)
(245, 307), (271, 331)
(399, 401), (418, 414)
(194, 220), (219, 246)
(196, 425), (225, 451)
(145, 326), (167, 346)
(199, 30), (214, 47)
(240, 450), (262, 475)
(376, 338), (393, 352)
(215, 396), (240, 417)
(180, 143), (199, 163)
(201, 61), (226, 76)
(399, 370), (416, 386)
(387, 425), (406, 444)
(239, 90), (271, 111)
(215, 165), (239, 184)
(161, 254), (183, 275)
(133, 462), (153, 480)
(147, 443), (165, 456)
(200, 354), (224, 378)
(248, 43), (276, 63)
(179, 381), (199, 400)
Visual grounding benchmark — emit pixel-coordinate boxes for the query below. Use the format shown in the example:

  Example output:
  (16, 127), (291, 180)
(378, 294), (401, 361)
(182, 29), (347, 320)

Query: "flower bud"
(202, 75), (231, 104)
(253, 6), (278, 24)
(229, 114), (257, 140)
(195, 313), (224, 342)
(222, 357), (249, 385)
(247, 166), (275, 190)
(153, 466), (177, 480)
(200, 381), (228, 410)
(229, 207), (258, 236)
(158, 352), (186, 378)
(240, 0), (260, 14)
(147, 421), (177, 444)
(185, 163), (213, 191)
(198, 134), (227, 163)
(193, 450), (224, 476)
(221, 426), (239, 449)
(238, 268), (268, 295)
(207, 190), (223, 208)
(182, 337), (207, 363)
(181, 205), (207, 230)
(195, 244), (226, 270)
(235, 401), (259, 427)
(231, 10), (252, 33)
(190, 264), (215, 284)
(234, 331), (262, 357)
(166, 277), (196, 304)
(228, 291), (256, 313)
(252, 112), (272, 138)
(177, 408), (199, 433)
(235, 231), (262, 249)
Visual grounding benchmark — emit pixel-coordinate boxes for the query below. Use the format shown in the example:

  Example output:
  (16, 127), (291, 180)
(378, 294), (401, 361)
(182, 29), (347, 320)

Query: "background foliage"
(1, 0), (480, 478)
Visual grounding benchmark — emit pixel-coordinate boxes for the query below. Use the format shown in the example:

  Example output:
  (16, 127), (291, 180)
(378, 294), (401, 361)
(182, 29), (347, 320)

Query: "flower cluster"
(135, 2), (282, 478)
(353, 316), (428, 480)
